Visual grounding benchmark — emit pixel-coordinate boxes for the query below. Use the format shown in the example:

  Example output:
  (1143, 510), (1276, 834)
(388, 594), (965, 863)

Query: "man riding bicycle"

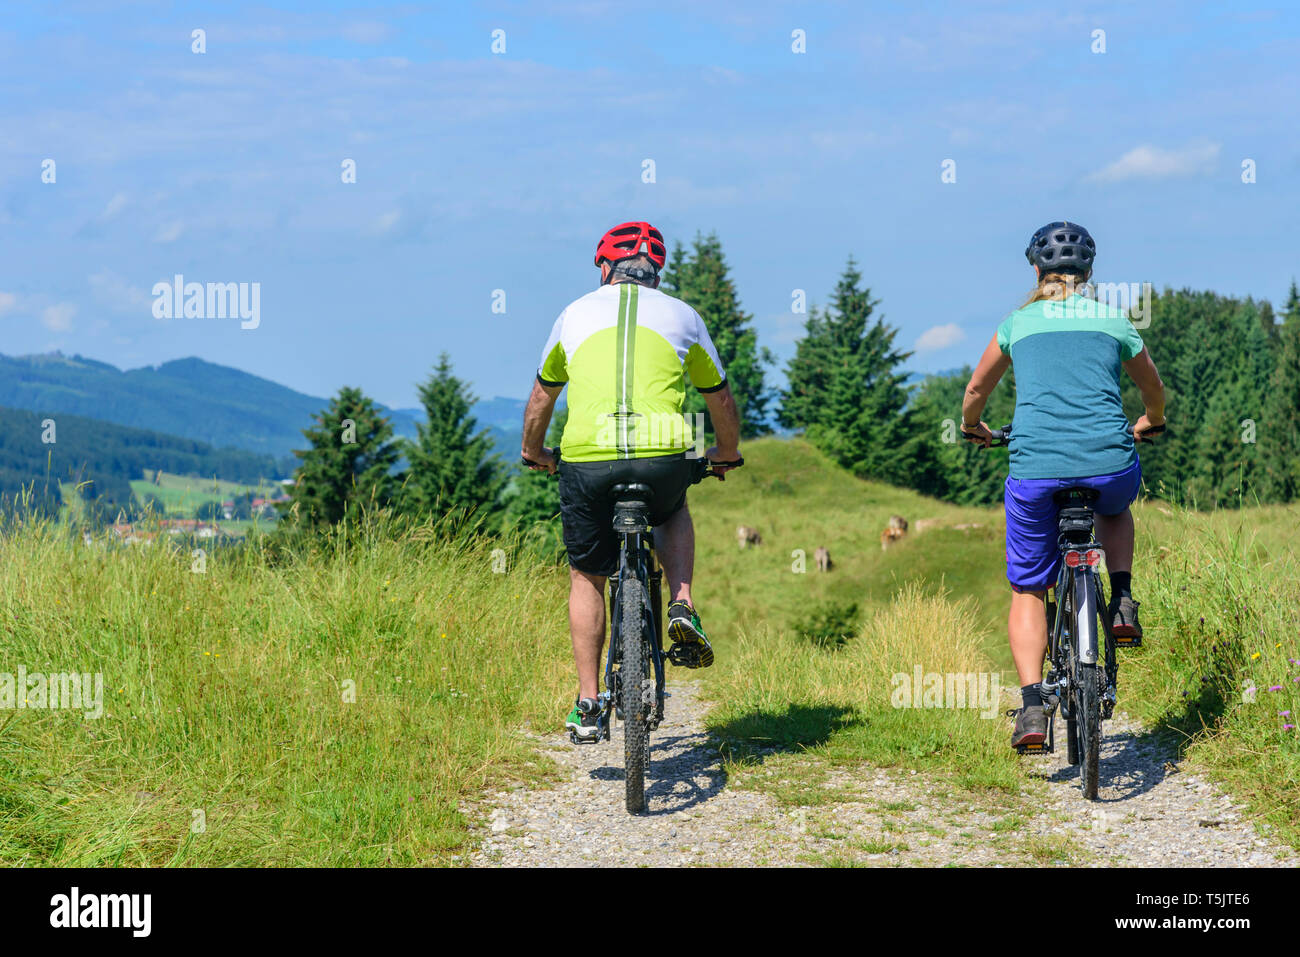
(520, 221), (743, 741)
(961, 222), (1167, 750)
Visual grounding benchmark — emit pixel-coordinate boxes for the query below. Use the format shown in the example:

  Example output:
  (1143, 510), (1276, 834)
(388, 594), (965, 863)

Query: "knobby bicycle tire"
(620, 577), (651, 814)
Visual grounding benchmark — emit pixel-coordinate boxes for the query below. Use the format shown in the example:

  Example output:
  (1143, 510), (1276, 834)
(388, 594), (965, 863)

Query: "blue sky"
(1, 1), (1296, 408)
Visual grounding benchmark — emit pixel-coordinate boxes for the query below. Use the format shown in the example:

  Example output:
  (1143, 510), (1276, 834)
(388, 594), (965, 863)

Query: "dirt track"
(470, 682), (1296, 868)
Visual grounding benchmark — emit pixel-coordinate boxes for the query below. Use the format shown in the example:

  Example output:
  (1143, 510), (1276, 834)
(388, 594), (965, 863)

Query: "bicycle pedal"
(1016, 741), (1054, 755)
(1114, 634), (1142, 648)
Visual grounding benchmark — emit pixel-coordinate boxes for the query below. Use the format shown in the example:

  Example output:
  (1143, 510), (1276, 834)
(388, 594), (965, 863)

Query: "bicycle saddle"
(612, 484), (654, 533)
(1052, 486), (1101, 506)
(611, 483), (654, 499)
(1054, 487), (1100, 543)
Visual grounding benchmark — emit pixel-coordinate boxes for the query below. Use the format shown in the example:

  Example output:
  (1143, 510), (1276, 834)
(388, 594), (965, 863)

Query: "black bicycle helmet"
(1025, 221), (1096, 273)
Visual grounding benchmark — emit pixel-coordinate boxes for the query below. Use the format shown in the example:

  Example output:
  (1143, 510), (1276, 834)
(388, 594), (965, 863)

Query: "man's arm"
(961, 334), (1012, 445)
(521, 378), (563, 472)
(702, 383), (741, 461)
(1123, 346), (1166, 439)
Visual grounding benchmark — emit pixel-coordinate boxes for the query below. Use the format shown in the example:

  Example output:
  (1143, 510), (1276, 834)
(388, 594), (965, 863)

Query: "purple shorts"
(1003, 459), (1141, 591)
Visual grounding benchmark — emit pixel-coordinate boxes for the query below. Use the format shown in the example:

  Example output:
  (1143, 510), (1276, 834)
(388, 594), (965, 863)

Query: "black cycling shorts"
(558, 453), (693, 577)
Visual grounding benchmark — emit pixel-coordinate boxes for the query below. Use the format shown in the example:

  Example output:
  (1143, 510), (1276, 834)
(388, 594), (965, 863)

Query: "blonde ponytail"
(1021, 270), (1091, 308)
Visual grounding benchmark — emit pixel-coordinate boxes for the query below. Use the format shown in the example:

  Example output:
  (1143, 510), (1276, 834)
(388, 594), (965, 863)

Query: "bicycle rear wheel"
(1076, 663), (1101, 799)
(619, 577), (651, 814)
(1060, 592), (1081, 766)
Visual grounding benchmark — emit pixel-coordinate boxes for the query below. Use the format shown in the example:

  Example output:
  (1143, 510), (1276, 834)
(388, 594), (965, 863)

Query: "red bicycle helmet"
(594, 221), (666, 269)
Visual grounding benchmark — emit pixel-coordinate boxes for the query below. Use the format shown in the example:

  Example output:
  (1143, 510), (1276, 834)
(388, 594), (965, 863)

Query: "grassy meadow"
(1, 436), (1297, 864)
(0, 517), (573, 865)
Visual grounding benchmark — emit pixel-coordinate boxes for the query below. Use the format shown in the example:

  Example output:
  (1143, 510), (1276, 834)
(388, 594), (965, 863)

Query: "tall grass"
(704, 583), (1021, 799)
(0, 513), (573, 865)
(1121, 503), (1300, 846)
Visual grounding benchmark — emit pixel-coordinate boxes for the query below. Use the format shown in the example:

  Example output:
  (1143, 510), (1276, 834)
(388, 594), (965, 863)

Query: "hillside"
(0, 352), (419, 461)
(0, 405), (285, 515)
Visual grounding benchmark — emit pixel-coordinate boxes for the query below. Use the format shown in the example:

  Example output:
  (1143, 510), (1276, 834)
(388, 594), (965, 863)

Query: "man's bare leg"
(569, 568), (606, 700)
(654, 503), (694, 604)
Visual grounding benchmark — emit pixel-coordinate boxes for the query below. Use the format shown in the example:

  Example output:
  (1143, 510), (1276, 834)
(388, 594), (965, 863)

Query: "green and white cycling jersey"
(536, 283), (727, 463)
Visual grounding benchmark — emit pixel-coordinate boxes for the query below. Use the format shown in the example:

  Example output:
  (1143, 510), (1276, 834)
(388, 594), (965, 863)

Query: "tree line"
(286, 233), (1300, 536)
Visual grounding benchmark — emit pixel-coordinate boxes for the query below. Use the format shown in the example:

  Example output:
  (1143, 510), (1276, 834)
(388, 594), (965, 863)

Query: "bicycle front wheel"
(619, 577), (651, 814)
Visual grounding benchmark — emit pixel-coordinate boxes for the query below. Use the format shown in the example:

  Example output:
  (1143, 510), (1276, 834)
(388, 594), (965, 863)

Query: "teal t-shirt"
(996, 293), (1144, 480)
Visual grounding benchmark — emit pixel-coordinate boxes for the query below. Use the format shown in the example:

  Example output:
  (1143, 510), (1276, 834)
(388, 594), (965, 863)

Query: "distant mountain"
(0, 352), (532, 462)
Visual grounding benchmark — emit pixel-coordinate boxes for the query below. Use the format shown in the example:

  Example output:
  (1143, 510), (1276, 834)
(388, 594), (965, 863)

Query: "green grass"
(688, 439), (1021, 805)
(1115, 502), (1300, 849)
(0, 516), (573, 865)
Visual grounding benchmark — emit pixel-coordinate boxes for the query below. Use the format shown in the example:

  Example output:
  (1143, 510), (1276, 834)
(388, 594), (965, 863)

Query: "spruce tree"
(780, 258), (912, 480)
(1261, 280), (1300, 501)
(900, 367), (1015, 506)
(502, 405), (567, 529)
(663, 233), (774, 438)
(288, 386), (399, 526)
(400, 353), (504, 520)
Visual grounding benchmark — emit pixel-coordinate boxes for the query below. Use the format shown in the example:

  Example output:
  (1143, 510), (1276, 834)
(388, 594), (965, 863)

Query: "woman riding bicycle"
(961, 222), (1167, 749)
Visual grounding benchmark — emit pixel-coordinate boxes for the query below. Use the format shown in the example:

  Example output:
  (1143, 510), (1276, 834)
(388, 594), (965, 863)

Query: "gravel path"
(470, 681), (1295, 867)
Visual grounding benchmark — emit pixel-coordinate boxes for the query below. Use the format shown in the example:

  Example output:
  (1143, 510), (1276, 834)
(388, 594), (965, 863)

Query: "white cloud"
(1088, 143), (1221, 183)
(0, 291), (17, 316)
(101, 192), (129, 220)
(372, 210), (402, 235)
(153, 221), (184, 243)
(915, 323), (965, 352)
(340, 21), (392, 44)
(89, 268), (150, 313)
(42, 302), (76, 332)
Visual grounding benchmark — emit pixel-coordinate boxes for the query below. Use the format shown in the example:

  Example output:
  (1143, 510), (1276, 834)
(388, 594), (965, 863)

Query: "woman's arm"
(961, 334), (1011, 446)
(1123, 346), (1166, 440)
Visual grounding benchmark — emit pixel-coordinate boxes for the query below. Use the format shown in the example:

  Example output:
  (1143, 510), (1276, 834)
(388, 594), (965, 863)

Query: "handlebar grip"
(521, 451), (561, 471)
(1137, 423), (1166, 444)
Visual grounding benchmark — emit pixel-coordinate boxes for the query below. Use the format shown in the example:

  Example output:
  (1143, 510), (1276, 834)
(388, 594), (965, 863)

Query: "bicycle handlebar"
(962, 421), (1166, 449)
(692, 455), (744, 483)
(961, 423), (1013, 447)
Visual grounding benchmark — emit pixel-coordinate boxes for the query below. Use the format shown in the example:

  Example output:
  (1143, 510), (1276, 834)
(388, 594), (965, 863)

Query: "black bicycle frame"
(605, 523), (667, 728)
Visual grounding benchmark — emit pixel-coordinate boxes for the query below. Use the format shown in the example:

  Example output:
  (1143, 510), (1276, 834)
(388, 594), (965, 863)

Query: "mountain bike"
(568, 455), (742, 814)
(969, 422), (1159, 800)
